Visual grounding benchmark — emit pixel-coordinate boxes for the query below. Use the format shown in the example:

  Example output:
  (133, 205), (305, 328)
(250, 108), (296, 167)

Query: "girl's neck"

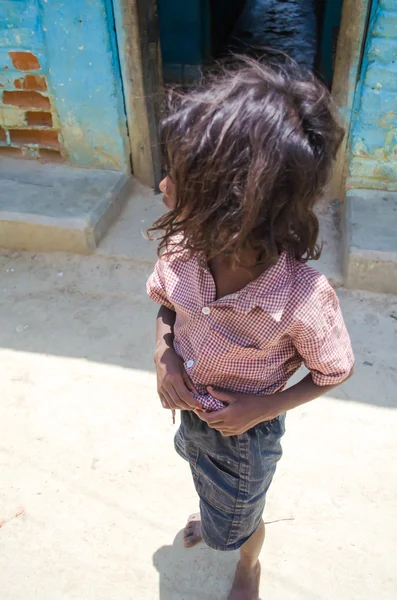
(208, 252), (271, 300)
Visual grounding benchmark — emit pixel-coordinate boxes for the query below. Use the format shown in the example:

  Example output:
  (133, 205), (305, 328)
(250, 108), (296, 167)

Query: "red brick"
(3, 91), (50, 110)
(14, 75), (47, 91)
(0, 147), (23, 157)
(9, 51), (40, 71)
(39, 149), (65, 164)
(0, 127), (6, 143)
(26, 111), (53, 128)
(9, 129), (60, 149)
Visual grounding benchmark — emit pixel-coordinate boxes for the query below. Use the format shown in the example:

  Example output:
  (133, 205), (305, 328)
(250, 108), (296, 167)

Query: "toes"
(184, 534), (200, 548)
(184, 525), (194, 537)
(184, 538), (195, 548)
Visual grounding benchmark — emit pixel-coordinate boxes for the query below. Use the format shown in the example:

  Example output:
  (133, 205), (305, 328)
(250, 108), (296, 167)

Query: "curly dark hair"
(149, 56), (344, 265)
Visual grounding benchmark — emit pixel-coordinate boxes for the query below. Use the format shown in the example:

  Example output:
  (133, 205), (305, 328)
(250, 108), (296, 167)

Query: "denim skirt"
(175, 410), (285, 551)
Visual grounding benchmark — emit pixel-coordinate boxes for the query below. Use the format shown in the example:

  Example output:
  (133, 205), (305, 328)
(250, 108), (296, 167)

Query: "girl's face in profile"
(159, 175), (176, 211)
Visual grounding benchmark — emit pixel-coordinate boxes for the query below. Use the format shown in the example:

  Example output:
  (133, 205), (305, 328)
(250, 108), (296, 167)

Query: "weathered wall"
(0, 0), (63, 162)
(0, 0), (129, 171)
(348, 0), (397, 191)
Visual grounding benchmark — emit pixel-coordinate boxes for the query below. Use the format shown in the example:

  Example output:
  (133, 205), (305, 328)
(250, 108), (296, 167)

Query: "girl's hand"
(155, 346), (199, 411)
(195, 387), (281, 436)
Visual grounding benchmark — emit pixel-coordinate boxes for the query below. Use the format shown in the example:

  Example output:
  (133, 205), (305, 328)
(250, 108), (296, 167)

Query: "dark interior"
(157, 0), (343, 87)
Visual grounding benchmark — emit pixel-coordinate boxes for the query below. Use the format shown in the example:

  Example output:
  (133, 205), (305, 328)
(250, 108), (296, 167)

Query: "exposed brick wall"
(26, 111), (53, 127)
(3, 90), (51, 110)
(14, 75), (48, 92)
(348, 0), (397, 191)
(0, 48), (66, 164)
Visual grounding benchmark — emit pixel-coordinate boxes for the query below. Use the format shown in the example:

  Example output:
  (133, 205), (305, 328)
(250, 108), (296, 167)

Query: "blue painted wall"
(41, 0), (129, 171)
(0, 0), (129, 171)
(0, 0), (54, 148)
(348, 0), (397, 191)
(0, 0), (46, 67)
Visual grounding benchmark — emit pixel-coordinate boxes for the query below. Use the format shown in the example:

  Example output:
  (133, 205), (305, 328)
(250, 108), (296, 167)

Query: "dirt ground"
(1, 249), (397, 600)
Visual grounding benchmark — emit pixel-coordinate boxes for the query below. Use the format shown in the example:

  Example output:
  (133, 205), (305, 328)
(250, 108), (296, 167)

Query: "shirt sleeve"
(291, 281), (354, 386)
(146, 258), (175, 311)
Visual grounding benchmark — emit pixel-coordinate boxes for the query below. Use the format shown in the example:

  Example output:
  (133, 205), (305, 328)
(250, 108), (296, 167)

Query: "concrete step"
(98, 185), (344, 288)
(97, 177), (163, 266)
(0, 158), (131, 254)
(0, 159), (345, 291)
(344, 189), (397, 295)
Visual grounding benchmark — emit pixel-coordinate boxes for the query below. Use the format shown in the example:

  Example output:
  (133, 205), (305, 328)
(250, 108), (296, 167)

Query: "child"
(147, 58), (354, 600)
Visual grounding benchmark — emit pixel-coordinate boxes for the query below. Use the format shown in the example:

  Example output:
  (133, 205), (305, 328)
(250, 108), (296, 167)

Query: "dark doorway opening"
(157, 0), (343, 88)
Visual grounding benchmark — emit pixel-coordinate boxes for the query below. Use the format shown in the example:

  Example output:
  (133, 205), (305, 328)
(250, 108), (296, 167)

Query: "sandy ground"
(1, 249), (397, 600)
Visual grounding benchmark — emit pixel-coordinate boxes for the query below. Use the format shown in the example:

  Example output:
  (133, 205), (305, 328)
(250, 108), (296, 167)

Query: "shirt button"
(186, 359), (194, 368)
(202, 306), (211, 315)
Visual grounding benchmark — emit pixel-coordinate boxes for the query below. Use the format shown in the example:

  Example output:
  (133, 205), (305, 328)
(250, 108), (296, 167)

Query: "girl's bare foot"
(183, 513), (202, 548)
(227, 560), (261, 600)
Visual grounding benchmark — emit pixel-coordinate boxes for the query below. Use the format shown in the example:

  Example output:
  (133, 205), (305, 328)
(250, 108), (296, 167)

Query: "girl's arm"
(196, 368), (353, 437)
(270, 368), (354, 414)
(155, 306), (198, 411)
(155, 305), (176, 357)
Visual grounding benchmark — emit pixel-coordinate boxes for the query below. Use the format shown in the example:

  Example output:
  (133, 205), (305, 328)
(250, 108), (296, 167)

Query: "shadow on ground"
(153, 530), (241, 600)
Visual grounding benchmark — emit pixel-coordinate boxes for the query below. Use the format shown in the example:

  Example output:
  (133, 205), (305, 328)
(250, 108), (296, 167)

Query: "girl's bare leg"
(183, 514), (264, 600)
(227, 520), (265, 600)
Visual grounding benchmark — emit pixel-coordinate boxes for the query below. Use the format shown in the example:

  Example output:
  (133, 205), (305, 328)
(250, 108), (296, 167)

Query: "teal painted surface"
(0, 0), (46, 87)
(157, 0), (211, 82)
(0, 0), (43, 47)
(157, 0), (245, 83)
(158, 0), (210, 64)
(349, 0), (397, 191)
(40, 0), (129, 171)
(0, 0), (129, 171)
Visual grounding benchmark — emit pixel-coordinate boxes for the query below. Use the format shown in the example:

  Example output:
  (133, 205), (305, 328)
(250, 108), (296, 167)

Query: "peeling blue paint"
(349, 0), (397, 191)
(40, 0), (129, 171)
(0, 0), (46, 74)
(0, 0), (129, 172)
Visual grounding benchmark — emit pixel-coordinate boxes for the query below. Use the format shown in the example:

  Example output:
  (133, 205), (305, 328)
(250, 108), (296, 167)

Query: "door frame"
(113, 0), (372, 193)
(331, 0), (373, 200)
(112, 0), (163, 188)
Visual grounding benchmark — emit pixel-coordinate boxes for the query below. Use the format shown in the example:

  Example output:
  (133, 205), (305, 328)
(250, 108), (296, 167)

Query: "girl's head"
(151, 57), (344, 264)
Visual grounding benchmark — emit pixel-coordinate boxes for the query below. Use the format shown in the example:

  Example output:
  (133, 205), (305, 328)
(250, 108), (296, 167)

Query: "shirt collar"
(214, 251), (296, 321)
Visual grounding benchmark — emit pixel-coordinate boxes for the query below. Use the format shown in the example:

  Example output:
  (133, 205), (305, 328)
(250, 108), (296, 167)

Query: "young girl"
(147, 58), (354, 600)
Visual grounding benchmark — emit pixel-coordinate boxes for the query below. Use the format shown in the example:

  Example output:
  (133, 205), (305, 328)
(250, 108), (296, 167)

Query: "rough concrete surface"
(0, 159), (131, 254)
(0, 247), (396, 600)
(98, 183), (344, 287)
(344, 190), (397, 294)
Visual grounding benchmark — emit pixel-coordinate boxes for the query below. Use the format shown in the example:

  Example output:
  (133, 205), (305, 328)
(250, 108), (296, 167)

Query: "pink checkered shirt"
(147, 249), (354, 412)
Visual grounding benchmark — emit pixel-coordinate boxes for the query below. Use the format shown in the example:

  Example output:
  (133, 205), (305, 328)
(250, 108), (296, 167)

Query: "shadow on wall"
(0, 253), (396, 410)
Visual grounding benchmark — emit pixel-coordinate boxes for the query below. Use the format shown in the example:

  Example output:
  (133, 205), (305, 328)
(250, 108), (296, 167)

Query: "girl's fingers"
(183, 372), (198, 395)
(207, 387), (232, 404)
(159, 393), (170, 409)
(195, 411), (225, 427)
(173, 380), (197, 409)
(164, 384), (192, 410)
(163, 389), (178, 410)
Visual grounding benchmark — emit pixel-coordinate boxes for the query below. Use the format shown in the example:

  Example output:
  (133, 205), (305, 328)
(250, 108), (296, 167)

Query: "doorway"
(157, 0), (343, 89)
(115, 0), (372, 196)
